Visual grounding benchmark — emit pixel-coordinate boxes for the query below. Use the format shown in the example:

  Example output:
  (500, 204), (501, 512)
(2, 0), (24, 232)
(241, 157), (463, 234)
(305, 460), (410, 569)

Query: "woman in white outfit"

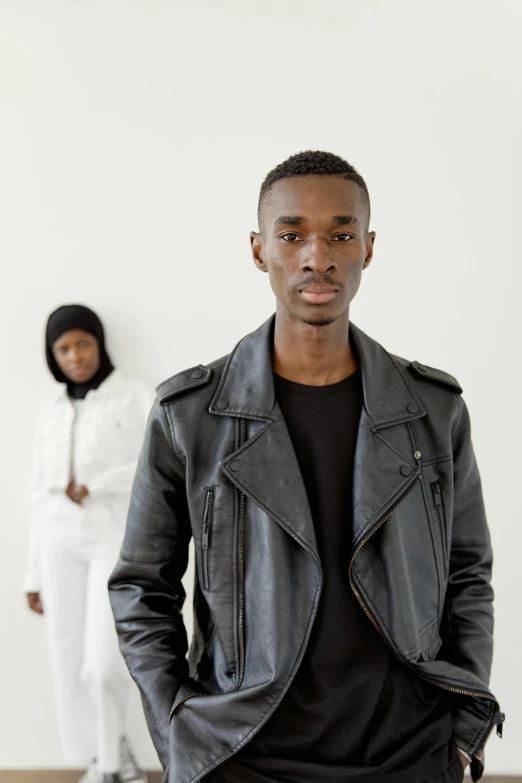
(25, 304), (151, 783)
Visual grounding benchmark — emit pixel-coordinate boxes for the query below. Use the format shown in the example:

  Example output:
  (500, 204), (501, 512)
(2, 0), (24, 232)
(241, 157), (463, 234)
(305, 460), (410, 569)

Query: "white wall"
(1, 0), (520, 773)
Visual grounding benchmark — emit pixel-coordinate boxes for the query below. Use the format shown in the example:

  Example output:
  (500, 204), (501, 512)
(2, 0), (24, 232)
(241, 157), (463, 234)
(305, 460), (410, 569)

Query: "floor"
(0, 776), (165, 783)
(0, 774), (518, 782)
(0, 775), (163, 783)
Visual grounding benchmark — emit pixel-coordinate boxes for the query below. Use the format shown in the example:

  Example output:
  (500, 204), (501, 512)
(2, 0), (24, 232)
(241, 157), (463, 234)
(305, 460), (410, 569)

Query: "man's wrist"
(457, 747), (472, 764)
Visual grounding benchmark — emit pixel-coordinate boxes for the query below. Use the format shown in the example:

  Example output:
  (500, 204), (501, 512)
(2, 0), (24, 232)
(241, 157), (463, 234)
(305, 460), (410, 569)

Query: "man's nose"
(301, 240), (337, 274)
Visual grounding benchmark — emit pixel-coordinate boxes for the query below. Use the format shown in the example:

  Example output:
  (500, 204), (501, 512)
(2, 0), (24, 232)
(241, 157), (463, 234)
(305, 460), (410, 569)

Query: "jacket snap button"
(407, 402), (419, 414)
(192, 369), (204, 379)
(217, 399), (229, 410)
(229, 460), (240, 472)
(417, 364), (428, 373)
(400, 465), (413, 477)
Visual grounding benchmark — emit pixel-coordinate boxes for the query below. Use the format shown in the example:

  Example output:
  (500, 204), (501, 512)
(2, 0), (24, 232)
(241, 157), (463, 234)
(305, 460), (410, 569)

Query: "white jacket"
(25, 370), (153, 592)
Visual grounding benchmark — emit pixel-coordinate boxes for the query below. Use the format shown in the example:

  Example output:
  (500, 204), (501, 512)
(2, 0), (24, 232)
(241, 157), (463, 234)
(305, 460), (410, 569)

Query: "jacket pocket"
(201, 488), (215, 591)
(432, 482), (448, 579)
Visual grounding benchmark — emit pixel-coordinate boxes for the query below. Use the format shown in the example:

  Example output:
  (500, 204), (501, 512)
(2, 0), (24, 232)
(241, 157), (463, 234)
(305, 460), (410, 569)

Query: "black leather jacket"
(109, 316), (503, 783)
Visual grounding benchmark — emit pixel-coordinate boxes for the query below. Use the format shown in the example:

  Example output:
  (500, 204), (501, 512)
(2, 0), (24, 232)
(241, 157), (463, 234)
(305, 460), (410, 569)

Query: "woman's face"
(52, 329), (100, 384)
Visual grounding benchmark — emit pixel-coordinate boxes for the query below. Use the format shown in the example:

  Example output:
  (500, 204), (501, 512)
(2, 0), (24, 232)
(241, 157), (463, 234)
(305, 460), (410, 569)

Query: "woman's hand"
(66, 480), (89, 504)
(27, 592), (44, 615)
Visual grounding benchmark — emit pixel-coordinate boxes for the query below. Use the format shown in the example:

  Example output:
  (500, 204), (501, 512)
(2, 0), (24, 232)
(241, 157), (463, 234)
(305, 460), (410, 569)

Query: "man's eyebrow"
(333, 215), (359, 225)
(273, 215), (360, 227)
(273, 216), (303, 226)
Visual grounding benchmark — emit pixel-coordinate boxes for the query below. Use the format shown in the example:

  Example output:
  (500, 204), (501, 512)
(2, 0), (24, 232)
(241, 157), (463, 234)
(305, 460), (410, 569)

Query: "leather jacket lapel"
(352, 407), (421, 549)
(220, 404), (319, 563)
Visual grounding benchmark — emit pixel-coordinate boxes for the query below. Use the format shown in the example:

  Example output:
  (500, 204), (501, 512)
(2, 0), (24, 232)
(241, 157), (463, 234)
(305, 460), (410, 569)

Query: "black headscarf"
(46, 304), (114, 399)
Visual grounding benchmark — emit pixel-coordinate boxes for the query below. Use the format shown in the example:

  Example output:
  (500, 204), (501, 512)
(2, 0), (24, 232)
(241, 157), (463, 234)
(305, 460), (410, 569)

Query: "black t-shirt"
(217, 371), (456, 783)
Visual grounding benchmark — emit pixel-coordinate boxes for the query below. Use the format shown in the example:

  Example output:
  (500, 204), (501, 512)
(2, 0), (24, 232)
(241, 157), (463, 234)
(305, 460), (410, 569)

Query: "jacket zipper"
(169, 691), (202, 721)
(169, 419), (248, 722)
(349, 472), (423, 639)
(235, 418), (247, 690)
(472, 708), (504, 755)
(348, 466), (498, 757)
(201, 489), (215, 591)
(432, 482), (448, 576)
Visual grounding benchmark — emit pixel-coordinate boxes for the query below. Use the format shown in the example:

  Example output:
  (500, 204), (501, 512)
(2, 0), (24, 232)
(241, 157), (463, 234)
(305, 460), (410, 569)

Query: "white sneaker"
(78, 759), (101, 783)
(120, 737), (147, 783)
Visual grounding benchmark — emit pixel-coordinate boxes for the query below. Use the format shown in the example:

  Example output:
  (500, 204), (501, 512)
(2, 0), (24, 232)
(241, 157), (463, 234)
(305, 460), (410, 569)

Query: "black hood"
(45, 304), (114, 399)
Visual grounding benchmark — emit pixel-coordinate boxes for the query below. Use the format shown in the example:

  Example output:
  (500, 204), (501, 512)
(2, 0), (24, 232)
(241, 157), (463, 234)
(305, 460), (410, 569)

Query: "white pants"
(40, 507), (129, 773)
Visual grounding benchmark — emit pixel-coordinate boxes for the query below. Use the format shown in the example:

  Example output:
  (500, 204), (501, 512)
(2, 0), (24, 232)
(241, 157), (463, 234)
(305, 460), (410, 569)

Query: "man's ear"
(363, 231), (376, 269)
(251, 231), (268, 272)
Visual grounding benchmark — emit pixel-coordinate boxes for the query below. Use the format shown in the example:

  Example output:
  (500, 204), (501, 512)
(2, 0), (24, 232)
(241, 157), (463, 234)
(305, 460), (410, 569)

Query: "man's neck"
(272, 308), (358, 386)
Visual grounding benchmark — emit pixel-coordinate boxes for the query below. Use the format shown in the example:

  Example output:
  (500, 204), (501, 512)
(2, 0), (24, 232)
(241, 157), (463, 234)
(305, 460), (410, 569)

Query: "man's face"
(52, 329), (100, 383)
(251, 175), (375, 326)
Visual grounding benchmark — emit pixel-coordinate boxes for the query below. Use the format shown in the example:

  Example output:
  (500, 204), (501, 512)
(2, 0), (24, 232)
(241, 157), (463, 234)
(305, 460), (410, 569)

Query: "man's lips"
(299, 285), (339, 304)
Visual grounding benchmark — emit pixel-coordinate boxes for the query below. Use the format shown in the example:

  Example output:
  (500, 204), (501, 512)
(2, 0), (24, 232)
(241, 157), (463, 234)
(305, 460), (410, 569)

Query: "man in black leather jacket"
(109, 151), (503, 783)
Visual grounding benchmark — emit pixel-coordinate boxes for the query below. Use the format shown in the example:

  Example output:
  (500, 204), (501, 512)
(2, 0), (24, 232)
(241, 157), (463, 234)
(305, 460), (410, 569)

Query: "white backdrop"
(1, 0), (520, 774)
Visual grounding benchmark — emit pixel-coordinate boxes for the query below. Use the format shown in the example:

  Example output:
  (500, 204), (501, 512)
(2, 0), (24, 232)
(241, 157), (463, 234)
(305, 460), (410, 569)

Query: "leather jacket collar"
(209, 315), (427, 431)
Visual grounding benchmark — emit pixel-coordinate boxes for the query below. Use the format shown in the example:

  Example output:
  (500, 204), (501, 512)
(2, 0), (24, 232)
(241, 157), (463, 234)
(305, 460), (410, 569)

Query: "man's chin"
(297, 309), (340, 327)
(279, 299), (347, 328)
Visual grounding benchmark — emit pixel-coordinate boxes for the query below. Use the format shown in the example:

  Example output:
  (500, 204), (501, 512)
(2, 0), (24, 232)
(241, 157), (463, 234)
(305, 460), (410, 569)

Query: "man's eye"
(332, 233), (352, 242)
(282, 233), (300, 242)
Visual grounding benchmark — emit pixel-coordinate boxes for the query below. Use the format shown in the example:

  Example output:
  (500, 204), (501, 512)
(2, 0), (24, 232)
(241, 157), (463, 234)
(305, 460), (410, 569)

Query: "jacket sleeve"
(446, 396), (495, 755)
(108, 398), (191, 769)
